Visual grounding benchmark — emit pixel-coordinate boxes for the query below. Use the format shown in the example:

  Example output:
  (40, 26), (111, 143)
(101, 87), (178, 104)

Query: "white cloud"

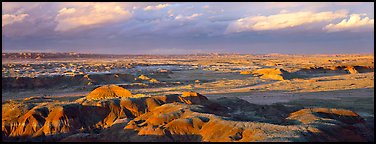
(55, 3), (132, 32)
(324, 14), (374, 32)
(167, 10), (175, 17)
(2, 13), (29, 27)
(226, 10), (348, 33)
(144, 3), (170, 11)
(175, 13), (203, 20)
(280, 9), (289, 14)
(187, 13), (202, 20)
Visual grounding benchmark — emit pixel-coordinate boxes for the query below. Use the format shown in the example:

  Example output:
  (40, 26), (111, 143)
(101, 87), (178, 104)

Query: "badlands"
(2, 53), (374, 142)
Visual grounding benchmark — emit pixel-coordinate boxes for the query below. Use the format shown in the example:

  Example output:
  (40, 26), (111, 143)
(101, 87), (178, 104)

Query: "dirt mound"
(86, 85), (132, 100)
(252, 68), (291, 81)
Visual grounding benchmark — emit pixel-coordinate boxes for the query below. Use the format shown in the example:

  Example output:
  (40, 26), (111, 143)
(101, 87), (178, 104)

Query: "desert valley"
(2, 53), (374, 142)
(2, 2), (374, 142)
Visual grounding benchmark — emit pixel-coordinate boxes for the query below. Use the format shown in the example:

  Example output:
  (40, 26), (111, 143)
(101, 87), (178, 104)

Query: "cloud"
(2, 13), (29, 27)
(167, 10), (174, 17)
(324, 14), (374, 32)
(2, 2), (41, 13)
(203, 5), (210, 9)
(226, 10), (348, 33)
(54, 3), (132, 32)
(175, 13), (203, 20)
(279, 9), (289, 13)
(144, 3), (170, 11)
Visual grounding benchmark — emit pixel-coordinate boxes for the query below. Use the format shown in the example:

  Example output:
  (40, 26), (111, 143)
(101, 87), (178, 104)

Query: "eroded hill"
(2, 85), (373, 142)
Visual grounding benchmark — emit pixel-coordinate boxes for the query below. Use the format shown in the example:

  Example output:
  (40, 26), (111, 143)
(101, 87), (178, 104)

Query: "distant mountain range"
(1, 52), (243, 60)
(2, 52), (130, 59)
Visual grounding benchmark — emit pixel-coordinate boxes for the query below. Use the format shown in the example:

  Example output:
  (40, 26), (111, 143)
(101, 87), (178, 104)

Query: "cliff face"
(296, 66), (374, 75)
(2, 86), (374, 142)
(250, 66), (374, 81)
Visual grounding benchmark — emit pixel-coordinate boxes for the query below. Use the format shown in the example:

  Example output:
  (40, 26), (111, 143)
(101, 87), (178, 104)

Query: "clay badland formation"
(2, 85), (374, 142)
(2, 53), (374, 142)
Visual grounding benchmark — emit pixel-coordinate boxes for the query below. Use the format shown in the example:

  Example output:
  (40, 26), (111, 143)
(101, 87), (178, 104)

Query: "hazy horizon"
(2, 2), (374, 54)
(2, 49), (375, 56)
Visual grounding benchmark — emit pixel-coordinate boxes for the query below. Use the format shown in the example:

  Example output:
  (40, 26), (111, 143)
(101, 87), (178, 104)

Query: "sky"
(2, 2), (374, 54)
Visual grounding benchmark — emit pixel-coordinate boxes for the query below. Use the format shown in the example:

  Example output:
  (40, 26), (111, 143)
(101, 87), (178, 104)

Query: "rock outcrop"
(344, 66), (358, 74)
(252, 68), (291, 81)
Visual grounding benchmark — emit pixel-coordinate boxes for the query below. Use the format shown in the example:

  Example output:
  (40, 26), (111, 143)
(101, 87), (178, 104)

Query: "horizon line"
(1, 51), (374, 56)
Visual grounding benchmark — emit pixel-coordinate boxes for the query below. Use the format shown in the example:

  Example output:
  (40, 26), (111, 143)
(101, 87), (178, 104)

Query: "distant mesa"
(86, 84), (132, 100)
(252, 68), (291, 81)
(250, 65), (374, 81)
(181, 91), (209, 105)
(344, 66), (358, 74)
(182, 91), (201, 97)
(149, 78), (160, 83)
(138, 75), (151, 80)
(137, 75), (160, 83)
(239, 71), (252, 75)
(158, 69), (172, 74)
(299, 65), (374, 75)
